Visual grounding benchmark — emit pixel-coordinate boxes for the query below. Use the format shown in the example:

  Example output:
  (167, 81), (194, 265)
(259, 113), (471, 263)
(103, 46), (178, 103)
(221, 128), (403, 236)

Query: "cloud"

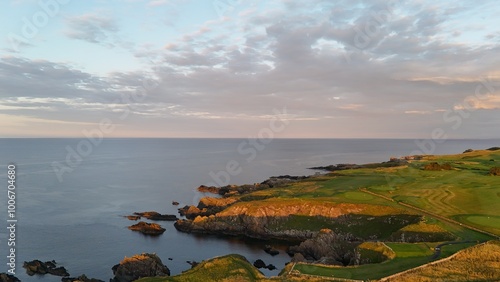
(2, 0), (500, 137)
(148, 0), (170, 6)
(64, 12), (119, 46)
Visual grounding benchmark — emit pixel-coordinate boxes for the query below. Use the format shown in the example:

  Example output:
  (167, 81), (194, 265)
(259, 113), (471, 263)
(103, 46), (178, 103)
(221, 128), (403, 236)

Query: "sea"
(0, 138), (499, 281)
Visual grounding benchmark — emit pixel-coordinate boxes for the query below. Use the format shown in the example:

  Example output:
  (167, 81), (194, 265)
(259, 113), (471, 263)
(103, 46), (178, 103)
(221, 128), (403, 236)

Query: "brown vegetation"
(489, 167), (500, 176)
(423, 162), (453, 171)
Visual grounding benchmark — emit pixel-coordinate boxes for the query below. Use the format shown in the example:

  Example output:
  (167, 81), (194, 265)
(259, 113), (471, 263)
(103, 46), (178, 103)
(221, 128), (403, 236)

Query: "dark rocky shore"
(6, 253), (170, 282)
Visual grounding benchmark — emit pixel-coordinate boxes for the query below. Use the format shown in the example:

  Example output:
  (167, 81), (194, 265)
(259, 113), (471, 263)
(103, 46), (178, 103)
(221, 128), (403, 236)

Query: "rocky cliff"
(175, 200), (419, 241)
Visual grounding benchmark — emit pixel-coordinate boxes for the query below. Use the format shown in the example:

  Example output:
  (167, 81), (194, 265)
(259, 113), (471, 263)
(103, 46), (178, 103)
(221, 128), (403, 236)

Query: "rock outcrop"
(125, 215), (141, 221)
(23, 260), (70, 276)
(287, 229), (359, 266)
(197, 175), (309, 197)
(110, 253), (170, 282)
(133, 211), (178, 221)
(197, 185), (220, 194)
(264, 245), (280, 256)
(0, 273), (20, 282)
(253, 259), (266, 269)
(128, 221), (166, 235)
(252, 259), (277, 270)
(175, 201), (418, 241)
(178, 197), (238, 219)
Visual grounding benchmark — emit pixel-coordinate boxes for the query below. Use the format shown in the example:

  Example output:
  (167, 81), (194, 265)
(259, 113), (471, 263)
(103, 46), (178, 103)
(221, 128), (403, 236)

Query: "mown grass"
(436, 218), (494, 241)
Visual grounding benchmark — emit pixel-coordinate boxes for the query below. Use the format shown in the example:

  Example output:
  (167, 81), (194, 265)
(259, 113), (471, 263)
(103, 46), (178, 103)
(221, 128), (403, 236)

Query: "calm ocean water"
(0, 138), (499, 280)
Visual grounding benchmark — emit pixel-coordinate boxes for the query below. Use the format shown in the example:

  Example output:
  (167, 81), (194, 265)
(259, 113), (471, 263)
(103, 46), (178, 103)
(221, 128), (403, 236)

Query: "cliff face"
(175, 215), (317, 240)
(175, 200), (419, 241)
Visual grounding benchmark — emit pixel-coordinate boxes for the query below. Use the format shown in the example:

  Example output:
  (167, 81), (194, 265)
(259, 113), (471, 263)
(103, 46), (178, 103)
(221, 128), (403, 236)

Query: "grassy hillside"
(136, 254), (265, 282)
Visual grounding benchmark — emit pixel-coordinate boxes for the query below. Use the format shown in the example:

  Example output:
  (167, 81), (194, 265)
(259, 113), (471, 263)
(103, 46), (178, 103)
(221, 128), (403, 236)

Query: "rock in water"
(23, 260), (69, 277)
(133, 211), (178, 221)
(253, 259), (266, 269)
(0, 273), (21, 282)
(111, 253), (170, 282)
(266, 264), (277, 270)
(264, 245), (280, 256)
(128, 221), (166, 235)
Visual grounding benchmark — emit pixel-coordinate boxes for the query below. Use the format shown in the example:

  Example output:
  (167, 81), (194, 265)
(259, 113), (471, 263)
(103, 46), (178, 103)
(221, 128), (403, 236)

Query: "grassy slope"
(136, 254), (265, 282)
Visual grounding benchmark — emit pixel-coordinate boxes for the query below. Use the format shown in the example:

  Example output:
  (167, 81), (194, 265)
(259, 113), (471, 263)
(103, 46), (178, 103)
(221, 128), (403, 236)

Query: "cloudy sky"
(1, 0), (500, 138)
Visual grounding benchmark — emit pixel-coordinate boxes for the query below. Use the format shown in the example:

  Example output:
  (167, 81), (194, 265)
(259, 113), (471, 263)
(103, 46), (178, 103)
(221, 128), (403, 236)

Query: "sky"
(1, 0), (500, 138)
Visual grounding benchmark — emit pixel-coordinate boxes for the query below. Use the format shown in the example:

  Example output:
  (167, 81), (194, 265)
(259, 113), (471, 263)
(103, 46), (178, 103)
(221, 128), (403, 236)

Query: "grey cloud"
(3, 0), (500, 138)
(64, 13), (119, 46)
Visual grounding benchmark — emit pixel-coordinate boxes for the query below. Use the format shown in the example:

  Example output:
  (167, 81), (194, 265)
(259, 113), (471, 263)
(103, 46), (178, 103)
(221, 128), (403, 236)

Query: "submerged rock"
(111, 253), (170, 282)
(128, 221), (166, 235)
